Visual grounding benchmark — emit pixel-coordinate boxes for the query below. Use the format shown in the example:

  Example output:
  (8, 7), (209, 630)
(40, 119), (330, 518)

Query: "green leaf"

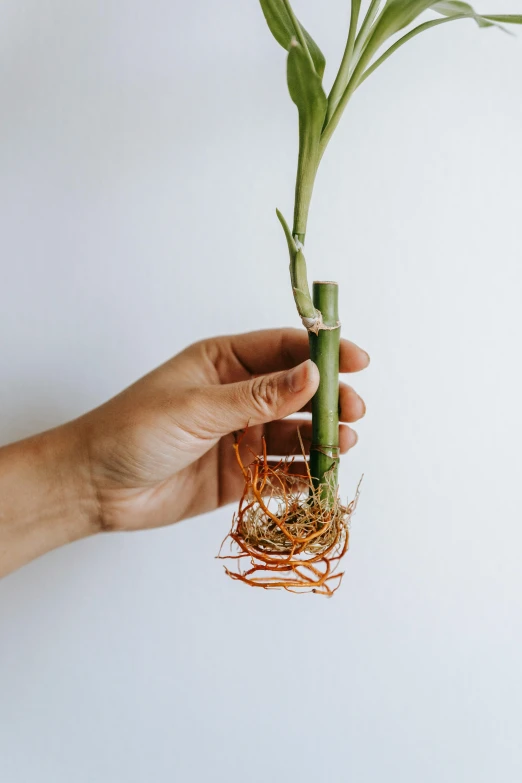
(287, 41), (327, 121)
(433, 2), (491, 27)
(481, 15), (522, 24)
(362, 0), (519, 71)
(347, 0), (437, 91)
(287, 40), (328, 237)
(342, 0), (433, 73)
(358, 4), (522, 89)
(326, 0), (362, 122)
(358, 16), (465, 87)
(377, 0), (437, 40)
(276, 208), (297, 255)
(352, 0), (385, 65)
(259, 0), (326, 78)
(321, 0), (497, 150)
(431, 0), (470, 9)
(292, 286), (316, 319)
(276, 210), (315, 319)
(431, 2), (504, 29)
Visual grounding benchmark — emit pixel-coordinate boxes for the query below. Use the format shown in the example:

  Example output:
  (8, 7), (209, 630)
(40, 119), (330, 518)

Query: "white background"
(1, 1), (521, 781)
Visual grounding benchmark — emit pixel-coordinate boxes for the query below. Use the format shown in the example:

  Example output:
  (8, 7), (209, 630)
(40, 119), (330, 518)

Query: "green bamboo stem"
(308, 281), (340, 505)
(292, 156), (318, 245)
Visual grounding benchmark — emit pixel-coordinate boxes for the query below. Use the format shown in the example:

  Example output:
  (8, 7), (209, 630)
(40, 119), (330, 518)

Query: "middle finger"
(299, 382), (366, 423)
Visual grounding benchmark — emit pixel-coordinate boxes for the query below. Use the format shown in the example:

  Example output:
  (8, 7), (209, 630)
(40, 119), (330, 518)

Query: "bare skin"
(0, 328), (369, 578)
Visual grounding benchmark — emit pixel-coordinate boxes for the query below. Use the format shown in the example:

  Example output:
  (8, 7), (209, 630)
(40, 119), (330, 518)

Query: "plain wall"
(1, 2), (521, 781)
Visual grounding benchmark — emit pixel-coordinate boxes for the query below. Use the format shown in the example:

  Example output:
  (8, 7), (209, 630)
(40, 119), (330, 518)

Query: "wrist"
(42, 420), (102, 540)
(0, 421), (100, 577)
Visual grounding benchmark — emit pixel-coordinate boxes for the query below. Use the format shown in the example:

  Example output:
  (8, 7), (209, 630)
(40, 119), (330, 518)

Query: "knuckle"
(250, 374), (280, 417)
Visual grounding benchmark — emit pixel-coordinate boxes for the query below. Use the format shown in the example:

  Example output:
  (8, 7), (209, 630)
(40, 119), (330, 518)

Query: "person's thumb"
(196, 359), (320, 437)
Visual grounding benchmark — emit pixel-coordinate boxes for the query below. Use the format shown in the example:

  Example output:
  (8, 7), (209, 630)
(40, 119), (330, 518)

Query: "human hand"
(79, 328), (369, 532)
(0, 328), (369, 577)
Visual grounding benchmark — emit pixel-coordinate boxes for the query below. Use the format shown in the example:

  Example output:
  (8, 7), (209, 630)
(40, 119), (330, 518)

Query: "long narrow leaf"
(287, 41), (328, 237)
(259, 0), (326, 78)
(431, 1), (511, 31)
(482, 14), (522, 24)
(359, 5), (522, 87)
(327, 0), (362, 122)
(432, 1), (492, 26)
(351, 0), (385, 65)
(320, 0), (436, 149)
(358, 15), (465, 86)
(376, 0), (439, 41)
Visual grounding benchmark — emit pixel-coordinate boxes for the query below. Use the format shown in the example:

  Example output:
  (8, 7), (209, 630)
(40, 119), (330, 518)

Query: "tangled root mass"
(218, 433), (360, 596)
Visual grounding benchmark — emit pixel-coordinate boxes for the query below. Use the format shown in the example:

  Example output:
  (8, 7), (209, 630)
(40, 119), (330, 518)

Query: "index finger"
(205, 328), (369, 383)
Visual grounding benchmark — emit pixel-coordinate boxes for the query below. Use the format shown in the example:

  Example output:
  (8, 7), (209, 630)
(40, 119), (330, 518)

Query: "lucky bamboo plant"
(220, 0), (521, 595)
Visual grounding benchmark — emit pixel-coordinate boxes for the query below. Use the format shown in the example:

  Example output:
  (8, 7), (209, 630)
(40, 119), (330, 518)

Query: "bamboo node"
(301, 310), (341, 334)
(310, 444), (340, 460)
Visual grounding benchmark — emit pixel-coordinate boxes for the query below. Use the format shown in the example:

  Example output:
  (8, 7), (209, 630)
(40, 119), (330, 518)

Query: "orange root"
(217, 433), (361, 596)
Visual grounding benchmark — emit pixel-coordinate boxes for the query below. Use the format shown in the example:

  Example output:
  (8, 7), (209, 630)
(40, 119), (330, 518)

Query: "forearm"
(0, 423), (98, 578)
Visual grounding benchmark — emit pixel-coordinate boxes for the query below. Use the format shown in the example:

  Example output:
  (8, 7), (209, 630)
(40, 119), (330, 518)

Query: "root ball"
(218, 435), (360, 596)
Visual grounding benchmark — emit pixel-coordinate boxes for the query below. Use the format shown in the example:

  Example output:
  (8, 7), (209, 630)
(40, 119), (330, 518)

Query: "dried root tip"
(217, 435), (361, 596)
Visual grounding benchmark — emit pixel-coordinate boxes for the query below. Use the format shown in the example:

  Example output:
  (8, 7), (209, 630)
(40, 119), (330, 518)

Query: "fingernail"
(363, 350), (371, 365)
(286, 359), (316, 393)
(351, 430), (359, 447)
(359, 396), (367, 417)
